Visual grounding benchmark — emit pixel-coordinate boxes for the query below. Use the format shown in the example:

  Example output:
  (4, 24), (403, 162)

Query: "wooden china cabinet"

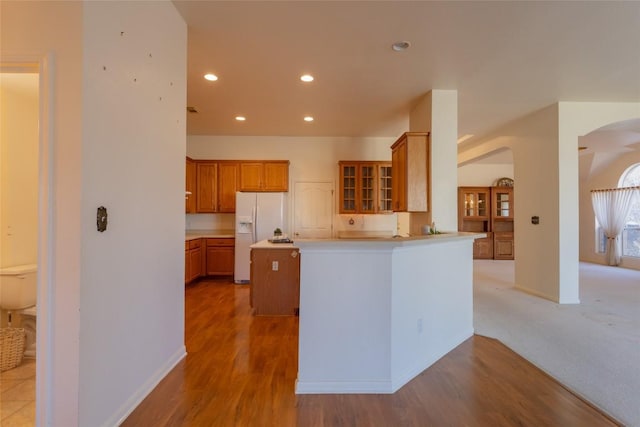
(458, 184), (514, 260)
(491, 186), (514, 260)
(458, 187), (493, 259)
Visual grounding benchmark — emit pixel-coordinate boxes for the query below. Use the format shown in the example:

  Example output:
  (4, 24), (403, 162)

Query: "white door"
(293, 182), (334, 239)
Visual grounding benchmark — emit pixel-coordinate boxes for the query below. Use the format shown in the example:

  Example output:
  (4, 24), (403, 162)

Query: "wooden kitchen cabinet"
(194, 161), (239, 213)
(185, 239), (203, 284)
(339, 161), (392, 214)
(185, 157), (197, 213)
(205, 238), (235, 276)
(250, 247), (300, 316)
(196, 162), (219, 212)
(184, 242), (189, 284)
(218, 162), (239, 212)
(239, 161), (289, 192)
(391, 132), (430, 212)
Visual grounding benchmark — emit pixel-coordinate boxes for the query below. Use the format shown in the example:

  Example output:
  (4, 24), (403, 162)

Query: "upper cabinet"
(196, 162), (219, 213)
(458, 187), (490, 225)
(391, 132), (430, 212)
(338, 161), (392, 214)
(186, 159), (288, 214)
(239, 161), (289, 192)
(492, 187), (513, 220)
(218, 162), (239, 212)
(194, 161), (239, 213)
(185, 157), (197, 213)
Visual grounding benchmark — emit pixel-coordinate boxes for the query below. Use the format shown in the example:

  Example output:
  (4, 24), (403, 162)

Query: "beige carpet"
(473, 260), (640, 427)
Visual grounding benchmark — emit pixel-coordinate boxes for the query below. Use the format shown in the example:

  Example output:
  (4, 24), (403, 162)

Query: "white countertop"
(296, 232), (484, 248)
(251, 239), (297, 249)
(185, 229), (235, 240)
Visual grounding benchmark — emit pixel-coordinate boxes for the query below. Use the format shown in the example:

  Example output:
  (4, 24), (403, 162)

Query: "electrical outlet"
(417, 318), (423, 333)
(272, 261), (279, 271)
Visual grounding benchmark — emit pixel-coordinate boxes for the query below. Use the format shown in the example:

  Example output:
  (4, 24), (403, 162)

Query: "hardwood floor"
(122, 278), (619, 426)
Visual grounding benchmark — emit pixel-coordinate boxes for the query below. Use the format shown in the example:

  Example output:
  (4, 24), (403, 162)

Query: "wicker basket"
(0, 327), (25, 372)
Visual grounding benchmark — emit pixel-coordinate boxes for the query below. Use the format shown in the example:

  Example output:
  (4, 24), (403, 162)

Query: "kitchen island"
(295, 232), (481, 394)
(250, 240), (300, 316)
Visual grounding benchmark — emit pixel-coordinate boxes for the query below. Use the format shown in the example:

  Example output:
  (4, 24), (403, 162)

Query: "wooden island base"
(250, 242), (300, 316)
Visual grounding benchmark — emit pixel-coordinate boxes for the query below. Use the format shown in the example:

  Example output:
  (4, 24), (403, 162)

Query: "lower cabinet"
(186, 237), (235, 284)
(494, 232), (514, 260)
(185, 239), (203, 284)
(205, 238), (235, 276)
(473, 232), (494, 259)
(250, 247), (300, 316)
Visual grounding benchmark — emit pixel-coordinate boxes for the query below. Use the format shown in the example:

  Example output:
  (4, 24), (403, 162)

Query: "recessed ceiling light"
(235, 116), (246, 121)
(300, 74), (314, 82)
(391, 41), (411, 52)
(303, 116), (314, 122)
(204, 73), (218, 81)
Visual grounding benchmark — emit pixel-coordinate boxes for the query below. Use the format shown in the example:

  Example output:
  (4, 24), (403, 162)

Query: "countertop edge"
(295, 232), (484, 248)
(186, 229), (235, 240)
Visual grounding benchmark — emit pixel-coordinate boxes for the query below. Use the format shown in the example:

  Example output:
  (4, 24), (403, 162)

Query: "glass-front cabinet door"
(461, 188), (490, 219)
(340, 163), (357, 213)
(492, 188), (513, 219)
(378, 165), (392, 212)
(360, 165), (375, 213)
(339, 161), (392, 214)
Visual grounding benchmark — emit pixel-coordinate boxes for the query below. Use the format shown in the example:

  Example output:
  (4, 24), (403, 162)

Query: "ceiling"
(174, 1), (640, 149)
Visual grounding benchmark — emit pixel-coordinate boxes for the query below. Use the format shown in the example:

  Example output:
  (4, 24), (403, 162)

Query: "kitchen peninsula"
(295, 232), (479, 394)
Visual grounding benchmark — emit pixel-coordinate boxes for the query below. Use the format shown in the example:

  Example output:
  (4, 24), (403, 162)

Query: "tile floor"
(0, 358), (35, 426)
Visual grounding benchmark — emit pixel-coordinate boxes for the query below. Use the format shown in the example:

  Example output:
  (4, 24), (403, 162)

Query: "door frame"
(2, 53), (54, 426)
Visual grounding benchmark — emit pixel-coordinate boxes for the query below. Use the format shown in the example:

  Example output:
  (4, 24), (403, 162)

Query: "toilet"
(20, 305), (37, 357)
(0, 264), (37, 357)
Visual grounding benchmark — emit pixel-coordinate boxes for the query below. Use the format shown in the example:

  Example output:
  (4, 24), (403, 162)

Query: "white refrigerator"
(234, 192), (287, 283)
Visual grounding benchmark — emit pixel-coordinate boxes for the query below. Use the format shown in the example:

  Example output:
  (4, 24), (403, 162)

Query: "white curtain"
(591, 186), (640, 266)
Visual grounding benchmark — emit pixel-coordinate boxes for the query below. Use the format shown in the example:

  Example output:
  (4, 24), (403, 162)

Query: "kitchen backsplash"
(186, 213), (235, 231)
(335, 214), (397, 234)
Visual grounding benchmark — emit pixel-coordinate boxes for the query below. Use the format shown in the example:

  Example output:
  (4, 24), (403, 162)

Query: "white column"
(409, 90), (458, 232)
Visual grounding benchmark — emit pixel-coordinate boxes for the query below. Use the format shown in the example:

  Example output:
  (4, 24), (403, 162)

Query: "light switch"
(272, 261), (279, 271)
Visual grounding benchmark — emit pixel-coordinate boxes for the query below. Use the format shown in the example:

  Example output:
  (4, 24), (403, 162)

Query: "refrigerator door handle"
(252, 206), (258, 243)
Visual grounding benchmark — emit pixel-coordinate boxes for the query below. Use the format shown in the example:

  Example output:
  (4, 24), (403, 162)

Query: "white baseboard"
(105, 345), (186, 427)
(295, 379), (393, 394)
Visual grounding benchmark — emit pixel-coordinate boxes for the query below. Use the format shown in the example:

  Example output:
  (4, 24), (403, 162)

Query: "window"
(619, 164), (640, 257)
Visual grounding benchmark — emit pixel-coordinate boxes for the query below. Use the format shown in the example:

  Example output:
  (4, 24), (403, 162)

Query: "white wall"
(561, 103), (640, 275)
(1, 1), (187, 425)
(459, 105), (567, 302)
(2, 2), (84, 424)
(80, 2), (186, 426)
(187, 135), (398, 234)
(0, 73), (39, 268)
(457, 163), (514, 186)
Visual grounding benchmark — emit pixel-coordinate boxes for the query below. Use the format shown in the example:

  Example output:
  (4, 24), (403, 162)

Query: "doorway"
(1, 58), (52, 426)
